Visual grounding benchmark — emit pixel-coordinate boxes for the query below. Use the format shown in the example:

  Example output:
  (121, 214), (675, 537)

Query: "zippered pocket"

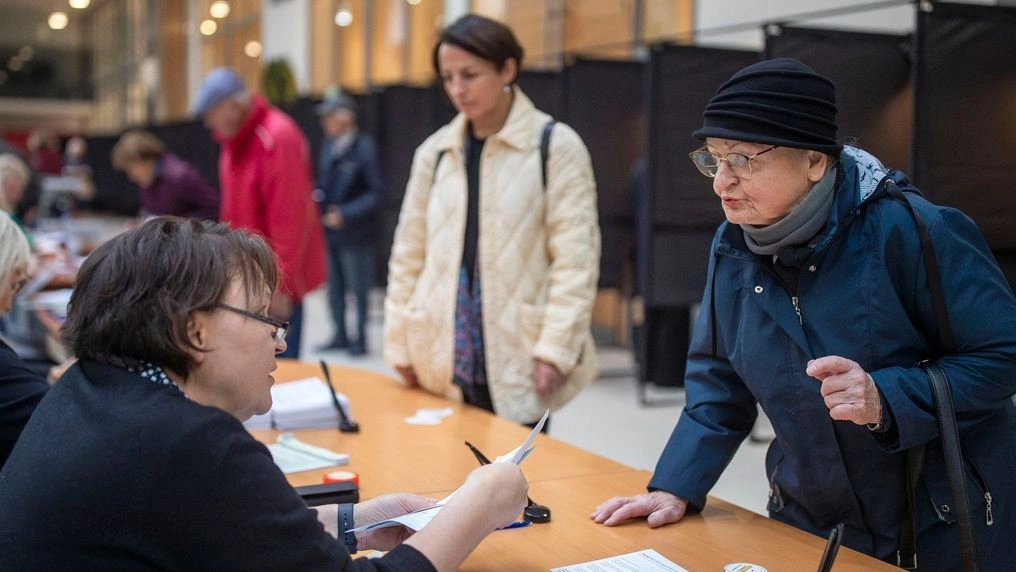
(925, 453), (993, 526)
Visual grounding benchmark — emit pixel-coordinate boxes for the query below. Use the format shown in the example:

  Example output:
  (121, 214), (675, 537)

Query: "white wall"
(693, 0), (997, 50)
(262, 0), (311, 91)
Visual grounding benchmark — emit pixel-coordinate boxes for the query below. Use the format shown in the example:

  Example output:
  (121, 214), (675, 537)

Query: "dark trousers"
(278, 301), (303, 359)
(326, 242), (373, 350)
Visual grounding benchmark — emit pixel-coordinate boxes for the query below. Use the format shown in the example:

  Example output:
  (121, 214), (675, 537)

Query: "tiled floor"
(299, 287), (772, 515)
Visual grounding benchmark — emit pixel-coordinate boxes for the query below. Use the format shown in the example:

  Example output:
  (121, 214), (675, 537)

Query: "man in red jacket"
(193, 67), (325, 358)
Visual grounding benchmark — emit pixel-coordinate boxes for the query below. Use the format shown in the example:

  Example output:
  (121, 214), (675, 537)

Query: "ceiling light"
(18, 46), (34, 61)
(334, 9), (353, 27)
(69, 0), (91, 9)
(48, 12), (69, 30)
(7, 57), (23, 72)
(210, 1), (230, 19)
(200, 19), (218, 36)
(244, 41), (262, 58)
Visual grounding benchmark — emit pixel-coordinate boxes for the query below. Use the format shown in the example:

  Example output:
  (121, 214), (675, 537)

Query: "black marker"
(464, 440), (551, 523)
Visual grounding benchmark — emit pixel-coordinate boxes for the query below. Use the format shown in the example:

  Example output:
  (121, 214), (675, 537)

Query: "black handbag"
(885, 179), (980, 572)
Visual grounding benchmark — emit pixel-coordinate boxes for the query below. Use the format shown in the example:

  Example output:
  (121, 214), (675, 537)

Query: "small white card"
(551, 549), (688, 572)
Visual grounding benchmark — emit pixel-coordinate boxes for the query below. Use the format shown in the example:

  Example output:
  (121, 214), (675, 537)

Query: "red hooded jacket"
(216, 95), (325, 300)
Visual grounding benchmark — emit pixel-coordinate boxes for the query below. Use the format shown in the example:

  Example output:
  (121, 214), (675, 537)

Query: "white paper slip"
(405, 408), (455, 425)
(494, 408), (549, 465)
(349, 504), (444, 533)
(551, 549), (688, 572)
(267, 433), (349, 474)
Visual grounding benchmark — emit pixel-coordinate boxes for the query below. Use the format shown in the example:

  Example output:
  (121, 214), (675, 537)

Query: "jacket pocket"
(924, 452), (992, 527)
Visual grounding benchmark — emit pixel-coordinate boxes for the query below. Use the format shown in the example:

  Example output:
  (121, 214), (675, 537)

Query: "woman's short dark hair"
(63, 217), (279, 376)
(432, 14), (524, 82)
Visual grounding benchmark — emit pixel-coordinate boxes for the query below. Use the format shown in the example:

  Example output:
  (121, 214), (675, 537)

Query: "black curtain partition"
(913, 2), (1016, 256)
(563, 58), (646, 289)
(374, 84), (455, 285)
(517, 70), (566, 121)
(638, 44), (759, 390)
(765, 25), (913, 172)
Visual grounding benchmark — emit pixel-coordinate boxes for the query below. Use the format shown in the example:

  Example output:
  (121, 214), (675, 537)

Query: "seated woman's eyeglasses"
(215, 303), (289, 343)
(689, 145), (779, 179)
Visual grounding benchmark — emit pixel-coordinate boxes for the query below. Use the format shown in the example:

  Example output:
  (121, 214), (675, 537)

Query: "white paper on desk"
(551, 549), (688, 572)
(349, 409), (549, 533)
(267, 433), (349, 474)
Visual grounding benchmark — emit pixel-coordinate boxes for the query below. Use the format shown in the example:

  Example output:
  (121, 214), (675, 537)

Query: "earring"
(503, 84), (512, 94)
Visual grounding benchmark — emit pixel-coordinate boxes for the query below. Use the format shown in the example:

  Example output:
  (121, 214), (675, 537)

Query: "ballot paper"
(349, 409), (549, 533)
(242, 377), (352, 431)
(267, 433), (349, 474)
(551, 549), (689, 572)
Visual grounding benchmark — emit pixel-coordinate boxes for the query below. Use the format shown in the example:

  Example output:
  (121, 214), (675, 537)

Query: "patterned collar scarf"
(127, 361), (181, 392)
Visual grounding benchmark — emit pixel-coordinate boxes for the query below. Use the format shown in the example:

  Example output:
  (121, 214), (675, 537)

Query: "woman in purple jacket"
(111, 129), (219, 220)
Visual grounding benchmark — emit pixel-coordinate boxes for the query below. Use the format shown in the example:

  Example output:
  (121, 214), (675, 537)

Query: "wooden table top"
(463, 470), (899, 571)
(256, 360), (632, 496)
(264, 361), (897, 571)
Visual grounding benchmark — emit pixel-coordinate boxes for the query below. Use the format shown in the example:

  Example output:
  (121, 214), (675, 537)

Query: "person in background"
(384, 15), (600, 429)
(0, 153), (30, 223)
(25, 130), (61, 176)
(111, 129), (219, 221)
(193, 67), (325, 358)
(591, 58), (1016, 570)
(315, 89), (383, 356)
(0, 211), (49, 470)
(0, 217), (528, 571)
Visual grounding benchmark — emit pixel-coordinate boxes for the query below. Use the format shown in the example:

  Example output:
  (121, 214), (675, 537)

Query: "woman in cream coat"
(384, 15), (600, 426)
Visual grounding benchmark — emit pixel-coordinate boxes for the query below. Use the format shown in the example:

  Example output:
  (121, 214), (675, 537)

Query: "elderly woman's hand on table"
(807, 355), (883, 426)
(590, 490), (690, 527)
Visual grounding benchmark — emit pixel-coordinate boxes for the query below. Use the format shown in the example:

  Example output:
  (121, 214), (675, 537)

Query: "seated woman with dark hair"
(0, 217), (528, 571)
(0, 211), (49, 470)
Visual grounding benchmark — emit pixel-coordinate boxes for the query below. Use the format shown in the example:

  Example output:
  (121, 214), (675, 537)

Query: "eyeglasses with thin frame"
(688, 145), (779, 179)
(215, 303), (289, 344)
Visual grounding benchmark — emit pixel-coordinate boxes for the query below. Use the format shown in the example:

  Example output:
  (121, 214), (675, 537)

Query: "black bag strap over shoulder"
(431, 120), (556, 190)
(884, 178), (979, 572)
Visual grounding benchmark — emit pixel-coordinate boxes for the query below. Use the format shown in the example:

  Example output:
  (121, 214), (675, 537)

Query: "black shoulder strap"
(540, 120), (556, 191)
(431, 149), (447, 187)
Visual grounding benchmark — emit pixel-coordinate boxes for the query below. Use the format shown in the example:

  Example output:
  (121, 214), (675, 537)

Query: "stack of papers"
(244, 377), (351, 431)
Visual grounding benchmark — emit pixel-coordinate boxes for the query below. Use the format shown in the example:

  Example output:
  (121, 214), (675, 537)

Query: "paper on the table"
(267, 433), (349, 474)
(550, 549), (689, 572)
(405, 407), (454, 425)
(349, 410), (549, 533)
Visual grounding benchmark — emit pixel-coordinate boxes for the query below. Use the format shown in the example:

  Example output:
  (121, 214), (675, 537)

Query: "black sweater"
(0, 339), (48, 470)
(0, 360), (435, 571)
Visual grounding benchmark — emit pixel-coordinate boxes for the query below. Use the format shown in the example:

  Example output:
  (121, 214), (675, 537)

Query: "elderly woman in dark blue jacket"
(592, 58), (1016, 570)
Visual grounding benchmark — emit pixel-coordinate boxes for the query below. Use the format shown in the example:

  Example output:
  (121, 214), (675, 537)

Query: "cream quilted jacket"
(383, 88), (600, 423)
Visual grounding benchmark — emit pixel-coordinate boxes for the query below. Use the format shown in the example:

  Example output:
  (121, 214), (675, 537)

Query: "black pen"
(816, 522), (843, 572)
(464, 441), (551, 523)
(319, 360), (360, 433)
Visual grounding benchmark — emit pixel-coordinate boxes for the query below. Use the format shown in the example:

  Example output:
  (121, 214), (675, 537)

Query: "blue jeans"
(326, 243), (373, 350)
(278, 302), (303, 359)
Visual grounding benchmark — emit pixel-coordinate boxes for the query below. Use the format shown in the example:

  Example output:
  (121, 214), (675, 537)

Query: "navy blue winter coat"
(316, 132), (384, 246)
(649, 147), (1016, 570)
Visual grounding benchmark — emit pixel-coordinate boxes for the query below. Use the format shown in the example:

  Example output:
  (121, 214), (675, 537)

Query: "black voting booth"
(638, 44), (758, 402)
(911, 2), (1016, 285)
(562, 58), (645, 293)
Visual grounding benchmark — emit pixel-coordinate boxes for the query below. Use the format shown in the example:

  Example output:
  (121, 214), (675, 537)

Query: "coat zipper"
(791, 296), (802, 325)
(964, 455), (994, 526)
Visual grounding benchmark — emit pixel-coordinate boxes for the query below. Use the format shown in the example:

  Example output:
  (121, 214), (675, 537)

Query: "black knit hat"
(693, 58), (842, 155)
